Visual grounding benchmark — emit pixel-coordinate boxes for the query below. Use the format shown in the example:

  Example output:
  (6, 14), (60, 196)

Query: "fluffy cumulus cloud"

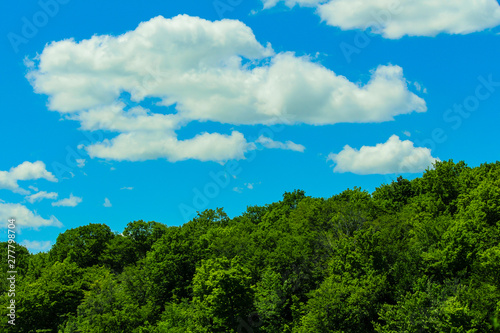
(328, 135), (439, 174)
(0, 161), (57, 194)
(263, 0), (500, 38)
(27, 15), (425, 162)
(20, 240), (52, 253)
(25, 191), (58, 203)
(52, 194), (82, 207)
(0, 203), (62, 229)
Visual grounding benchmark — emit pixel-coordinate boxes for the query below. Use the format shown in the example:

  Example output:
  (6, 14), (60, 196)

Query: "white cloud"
(262, 0), (323, 9)
(52, 194), (82, 207)
(0, 203), (62, 229)
(103, 198), (112, 207)
(76, 159), (86, 168)
(263, 0), (500, 38)
(87, 130), (250, 162)
(0, 161), (57, 194)
(28, 186), (39, 192)
(403, 130), (411, 137)
(256, 135), (306, 152)
(413, 82), (427, 93)
(9, 161), (57, 182)
(121, 187), (134, 190)
(25, 191), (58, 203)
(20, 240), (52, 253)
(327, 135), (439, 174)
(234, 182), (259, 193)
(26, 15), (425, 162)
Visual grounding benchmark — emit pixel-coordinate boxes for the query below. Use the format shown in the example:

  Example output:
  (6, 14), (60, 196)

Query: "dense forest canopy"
(1, 160), (500, 332)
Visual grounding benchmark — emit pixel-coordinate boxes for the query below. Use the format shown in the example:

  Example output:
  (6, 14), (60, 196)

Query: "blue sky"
(1, 0), (500, 253)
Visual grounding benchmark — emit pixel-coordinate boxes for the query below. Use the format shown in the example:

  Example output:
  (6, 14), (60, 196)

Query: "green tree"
(192, 256), (254, 332)
(1, 260), (106, 332)
(0, 242), (29, 294)
(100, 234), (138, 272)
(49, 223), (115, 268)
(123, 220), (168, 259)
(61, 271), (150, 333)
(373, 176), (415, 212)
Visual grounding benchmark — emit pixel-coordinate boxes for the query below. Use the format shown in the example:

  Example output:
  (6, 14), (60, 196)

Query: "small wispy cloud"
(121, 187), (134, 190)
(233, 182), (260, 193)
(413, 82), (428, 93)
(52, 194), (82, 207)
(26, 191), (58, 204)
(76, 159), (86, 168)
(103, 198), (112, 207)
(255, 136), (306, 152)
(245, 182), (260, 190)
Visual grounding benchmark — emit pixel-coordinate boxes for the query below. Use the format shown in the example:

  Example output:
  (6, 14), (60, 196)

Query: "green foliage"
(376, 278), (483, 333)
(0, 242), (30, 294)
(99, 234), (138, 272)
(123, 220), (168, 259)
(373, 176), (415, 212)
(60, 271), (151, 332)
(4, 160), (500, 333)
(192, 256), (254, 332)
(254, 268), (287, 332)
(0, 260), (107, 332)
(155, 299), (201, 332)
(49, 223), (115, 268)
(296, 271), (387, 333)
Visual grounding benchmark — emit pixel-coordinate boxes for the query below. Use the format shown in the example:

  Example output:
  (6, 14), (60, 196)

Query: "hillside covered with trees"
(2, 160), (500, 332)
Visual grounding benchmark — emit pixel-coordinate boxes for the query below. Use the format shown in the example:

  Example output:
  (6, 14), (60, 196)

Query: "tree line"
(1, 160), (500, 332)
